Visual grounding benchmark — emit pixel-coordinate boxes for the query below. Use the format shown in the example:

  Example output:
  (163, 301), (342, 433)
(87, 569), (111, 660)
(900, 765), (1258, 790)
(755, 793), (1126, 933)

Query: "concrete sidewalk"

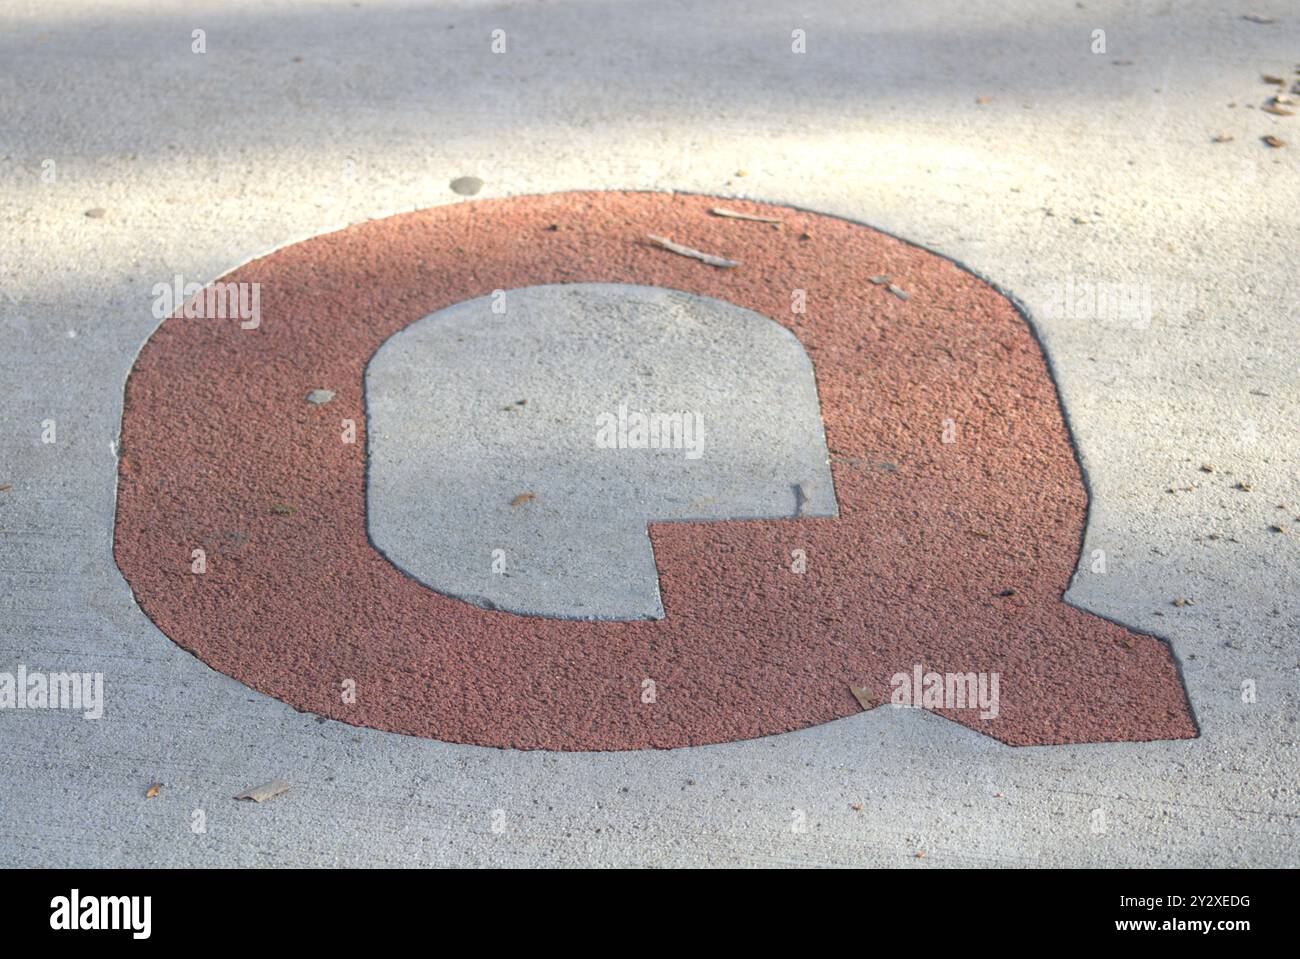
(1, 0), (1297, 866)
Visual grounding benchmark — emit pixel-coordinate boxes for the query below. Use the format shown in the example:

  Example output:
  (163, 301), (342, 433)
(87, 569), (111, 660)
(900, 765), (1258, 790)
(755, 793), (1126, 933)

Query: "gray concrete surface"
(366, 283), (835, 620)
(0, 0), (1297, 867)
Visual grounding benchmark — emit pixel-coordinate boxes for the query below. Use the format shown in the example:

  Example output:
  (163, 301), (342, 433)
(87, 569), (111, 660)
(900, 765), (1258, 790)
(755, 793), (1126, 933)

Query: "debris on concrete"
(510, 492), (535, 507)
(234, 779), (290, 803)
(306, 389), (335, 405)
(646, 234), (739, 268)
(868, 275), (910, 299)
(710, 207), (781, 224)
(145, 783), (161, 799)
(1263, 135), (1287, 147)
(84, 208), (106, 218)
(450, 176), (483, 196)
(849, 685), (875, 710)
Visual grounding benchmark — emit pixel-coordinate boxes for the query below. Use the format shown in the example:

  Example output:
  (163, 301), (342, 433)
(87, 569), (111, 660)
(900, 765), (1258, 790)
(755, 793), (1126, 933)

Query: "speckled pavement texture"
(0, 0), (1296, 866)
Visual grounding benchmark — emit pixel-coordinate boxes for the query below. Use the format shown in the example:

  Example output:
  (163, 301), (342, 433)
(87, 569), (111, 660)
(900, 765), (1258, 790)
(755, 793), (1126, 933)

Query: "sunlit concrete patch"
(365, 283), (837, 620)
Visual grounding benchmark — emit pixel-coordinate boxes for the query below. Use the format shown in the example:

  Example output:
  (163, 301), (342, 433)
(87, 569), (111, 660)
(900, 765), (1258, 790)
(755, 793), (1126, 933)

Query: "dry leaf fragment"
(709, 207), (782, 224)
(850, 803), (864, 812)
(848, 685), (876, 710)
(1270, 524), (1288, 533)
(1263, 75), (1285, 86)
(145, 783), (162, 799)
(1235, 481), (1254, 491)
(915, 850), (927, 859)
(84, 208), (106, 218)
(271, 503), (296, 516)
(0, 484), (11, 492)
(1211, 134), (1234, 143)
(510, 492), (535, 507)
(1262, 103), (1295, 115)
(1263, 135), (1287, 147)
(646, 234), (739, 268)
(1172, 598), (1195, 607)
(234, 779), (290, 803)
(1242, 14), (1276, 24)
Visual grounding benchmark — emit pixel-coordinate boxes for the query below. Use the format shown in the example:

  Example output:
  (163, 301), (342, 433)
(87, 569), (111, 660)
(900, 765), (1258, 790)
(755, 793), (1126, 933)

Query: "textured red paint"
(113, 192), (1196, 749)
